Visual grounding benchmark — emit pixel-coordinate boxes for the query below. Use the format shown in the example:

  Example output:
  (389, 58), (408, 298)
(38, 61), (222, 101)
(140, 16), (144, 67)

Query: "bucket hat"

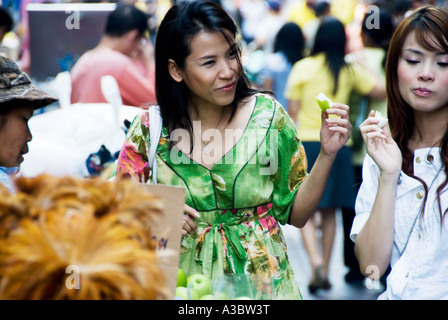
(0, 53), (57, 109)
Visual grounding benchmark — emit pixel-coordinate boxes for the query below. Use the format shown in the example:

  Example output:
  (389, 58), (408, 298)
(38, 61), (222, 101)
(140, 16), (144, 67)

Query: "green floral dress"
(116, 93), (308, 299)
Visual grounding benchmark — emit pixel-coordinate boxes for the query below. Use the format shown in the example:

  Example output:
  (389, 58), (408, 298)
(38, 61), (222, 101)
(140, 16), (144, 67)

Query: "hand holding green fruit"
(316, 92), (333, 112)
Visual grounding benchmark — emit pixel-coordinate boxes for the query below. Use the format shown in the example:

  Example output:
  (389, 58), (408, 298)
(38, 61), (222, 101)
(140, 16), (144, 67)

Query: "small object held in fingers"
(373, 110), (388, 128)
(316, 92), (333, 112)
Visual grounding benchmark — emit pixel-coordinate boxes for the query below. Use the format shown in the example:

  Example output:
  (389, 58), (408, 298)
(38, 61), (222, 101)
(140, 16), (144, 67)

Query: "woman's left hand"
(319, 103), (351, 156)
(182, 204), (200, 237)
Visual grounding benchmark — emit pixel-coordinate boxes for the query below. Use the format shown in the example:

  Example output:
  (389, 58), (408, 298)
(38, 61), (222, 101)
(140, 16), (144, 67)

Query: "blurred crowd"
(0, 0), (445, 77)
(0, 0), (447, 297)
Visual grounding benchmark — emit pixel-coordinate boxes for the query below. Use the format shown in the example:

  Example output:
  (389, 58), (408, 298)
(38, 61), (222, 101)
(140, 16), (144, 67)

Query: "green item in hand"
(316, 92), (333, 112)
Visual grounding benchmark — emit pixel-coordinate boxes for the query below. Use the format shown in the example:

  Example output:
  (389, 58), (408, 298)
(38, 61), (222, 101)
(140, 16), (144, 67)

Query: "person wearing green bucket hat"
(0, 53), (57, 193)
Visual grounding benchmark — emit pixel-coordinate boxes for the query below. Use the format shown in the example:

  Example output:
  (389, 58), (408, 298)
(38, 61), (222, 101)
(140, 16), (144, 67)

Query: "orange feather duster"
(0, 174), (167, 300)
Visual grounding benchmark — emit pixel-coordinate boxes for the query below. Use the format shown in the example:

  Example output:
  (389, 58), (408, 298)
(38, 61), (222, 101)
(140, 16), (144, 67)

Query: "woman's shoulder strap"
(148, 106), (162, 182)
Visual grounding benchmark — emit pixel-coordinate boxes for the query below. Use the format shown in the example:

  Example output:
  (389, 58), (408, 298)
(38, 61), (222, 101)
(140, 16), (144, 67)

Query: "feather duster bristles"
(0, 174), (167, 300)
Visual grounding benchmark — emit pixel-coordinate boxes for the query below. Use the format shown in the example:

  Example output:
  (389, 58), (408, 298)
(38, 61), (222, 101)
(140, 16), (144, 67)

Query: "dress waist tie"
(193, 202), (272, 278)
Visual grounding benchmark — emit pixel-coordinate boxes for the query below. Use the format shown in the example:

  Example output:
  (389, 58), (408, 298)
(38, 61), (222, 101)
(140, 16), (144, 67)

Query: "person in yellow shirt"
(287, 0), (356, 29)
(330, 0), (357, 26)
(285, 16), (385, 294)
(286, 0), (317, 28)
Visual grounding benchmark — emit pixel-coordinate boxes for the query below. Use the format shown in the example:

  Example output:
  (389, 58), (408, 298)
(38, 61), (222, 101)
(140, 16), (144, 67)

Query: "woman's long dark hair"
(273, 22), (304, 66)
(311, 17), (346, 95)
(385, 5), (448, 221)
(154, 0), (259, 143)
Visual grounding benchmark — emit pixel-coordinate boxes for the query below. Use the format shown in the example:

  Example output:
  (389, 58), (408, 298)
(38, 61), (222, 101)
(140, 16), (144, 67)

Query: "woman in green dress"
(116, 0), (351, 299)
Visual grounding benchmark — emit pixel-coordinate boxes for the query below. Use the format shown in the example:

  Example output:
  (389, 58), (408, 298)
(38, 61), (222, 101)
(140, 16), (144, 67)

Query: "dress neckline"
(168, 94), (260, 171)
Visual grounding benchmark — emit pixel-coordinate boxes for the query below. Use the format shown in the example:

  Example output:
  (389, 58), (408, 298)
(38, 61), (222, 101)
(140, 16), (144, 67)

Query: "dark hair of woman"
(273, 22), (305, 66)
(311, 17), (346, 96)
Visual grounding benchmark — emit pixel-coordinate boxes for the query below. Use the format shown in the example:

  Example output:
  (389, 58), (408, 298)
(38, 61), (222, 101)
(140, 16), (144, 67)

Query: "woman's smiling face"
(171, 29), (240, 109)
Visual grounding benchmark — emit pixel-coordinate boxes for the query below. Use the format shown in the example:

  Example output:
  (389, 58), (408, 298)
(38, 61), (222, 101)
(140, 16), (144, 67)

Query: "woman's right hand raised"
(360, 110), (402, 176)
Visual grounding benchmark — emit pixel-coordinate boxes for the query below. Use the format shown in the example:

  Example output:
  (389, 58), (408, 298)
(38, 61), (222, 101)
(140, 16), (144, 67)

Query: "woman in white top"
(350, 5), (448, 299)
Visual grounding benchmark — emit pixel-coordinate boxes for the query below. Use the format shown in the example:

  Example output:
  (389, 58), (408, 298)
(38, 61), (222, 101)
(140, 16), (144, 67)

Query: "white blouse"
(351, 148), (448, 299)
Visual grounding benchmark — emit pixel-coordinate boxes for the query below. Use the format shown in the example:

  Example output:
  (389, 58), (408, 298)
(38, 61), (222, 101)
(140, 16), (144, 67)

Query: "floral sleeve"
(116, 111), (151, 183)
(270, 106), (308, 224)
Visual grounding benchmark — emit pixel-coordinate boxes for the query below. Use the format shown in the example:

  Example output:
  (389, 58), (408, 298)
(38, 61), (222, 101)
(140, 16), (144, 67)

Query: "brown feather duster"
(0, 174), (167, 300)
